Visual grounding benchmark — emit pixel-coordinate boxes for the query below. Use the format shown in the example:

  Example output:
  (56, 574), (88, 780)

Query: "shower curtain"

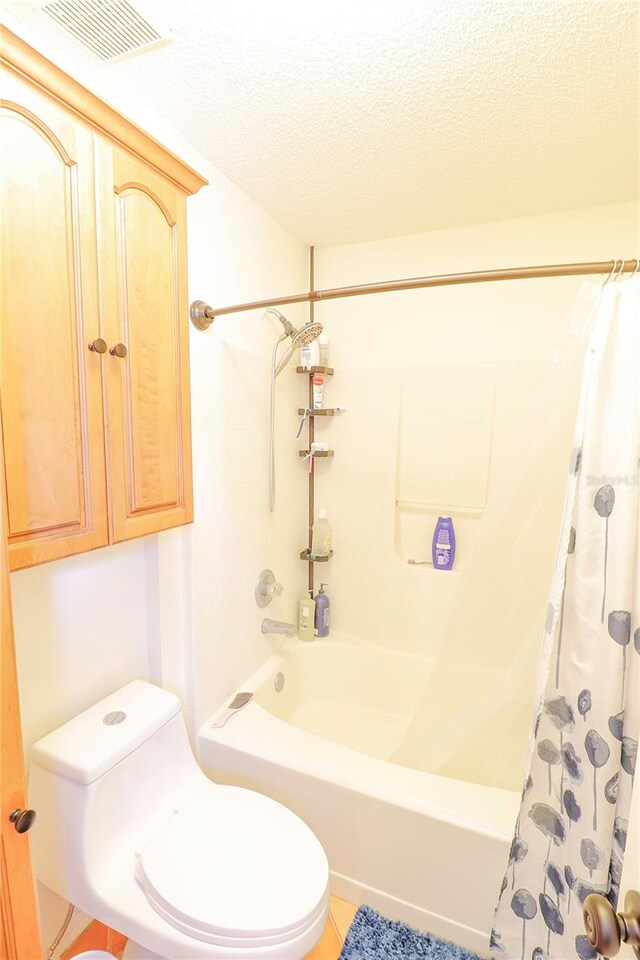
(492, 276), (640, 960)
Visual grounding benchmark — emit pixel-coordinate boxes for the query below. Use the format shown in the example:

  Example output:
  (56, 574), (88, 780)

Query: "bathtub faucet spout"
(261, 618), (297, 638)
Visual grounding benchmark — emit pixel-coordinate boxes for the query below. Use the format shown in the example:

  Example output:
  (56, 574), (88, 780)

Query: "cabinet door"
(97, 141), (193, 541)
(0, 397), (42, 960)
(0, 73), (109, 569)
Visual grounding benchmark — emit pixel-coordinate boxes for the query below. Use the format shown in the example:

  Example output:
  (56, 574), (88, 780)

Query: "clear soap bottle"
(318, 333), (329, 367)
(311, 508), (332, 558)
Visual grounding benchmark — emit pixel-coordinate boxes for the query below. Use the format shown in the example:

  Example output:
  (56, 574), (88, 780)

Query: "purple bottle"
(432, 517), (455, 570)
(314, 583), (330, 637)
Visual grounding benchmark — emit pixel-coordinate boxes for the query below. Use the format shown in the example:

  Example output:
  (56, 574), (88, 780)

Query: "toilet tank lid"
(31, 680), (182, 785)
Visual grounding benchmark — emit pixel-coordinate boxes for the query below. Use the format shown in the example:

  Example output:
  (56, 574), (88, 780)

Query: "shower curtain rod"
(190, 258), (639, 329)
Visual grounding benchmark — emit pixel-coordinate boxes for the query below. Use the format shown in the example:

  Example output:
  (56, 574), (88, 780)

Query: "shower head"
(290, 321), (324, 350)
(265, 308), (323, 376)
(275, 321), (323, 375)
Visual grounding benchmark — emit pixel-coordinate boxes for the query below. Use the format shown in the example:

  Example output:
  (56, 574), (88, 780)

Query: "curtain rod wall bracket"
(190, 300), (216, 330)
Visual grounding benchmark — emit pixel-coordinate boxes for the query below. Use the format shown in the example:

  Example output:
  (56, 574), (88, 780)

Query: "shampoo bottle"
(314, 583), (330, 637)
(298, 592), (316, 641)
(432, 516), (456, 570)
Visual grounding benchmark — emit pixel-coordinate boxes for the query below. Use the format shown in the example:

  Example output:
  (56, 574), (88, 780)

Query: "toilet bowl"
(28, 680), (329, 959)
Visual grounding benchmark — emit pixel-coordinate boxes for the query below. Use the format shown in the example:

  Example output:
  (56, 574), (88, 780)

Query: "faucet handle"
(255, 569), (283, 607)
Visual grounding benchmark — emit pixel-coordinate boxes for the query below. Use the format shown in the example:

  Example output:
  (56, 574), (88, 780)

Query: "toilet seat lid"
(136, 782), (329, 947)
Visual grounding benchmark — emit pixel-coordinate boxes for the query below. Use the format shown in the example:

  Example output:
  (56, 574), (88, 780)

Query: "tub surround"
(311, 201), (639, 660)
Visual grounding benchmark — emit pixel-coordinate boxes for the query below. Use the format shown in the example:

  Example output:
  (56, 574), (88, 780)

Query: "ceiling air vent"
(40, 0), (169, 62)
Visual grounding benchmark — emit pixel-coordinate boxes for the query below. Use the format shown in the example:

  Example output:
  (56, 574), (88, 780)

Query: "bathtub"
(198, 639), (520, 957)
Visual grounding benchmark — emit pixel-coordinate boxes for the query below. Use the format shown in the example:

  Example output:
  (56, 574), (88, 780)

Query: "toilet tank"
(28, 680), (205, 908)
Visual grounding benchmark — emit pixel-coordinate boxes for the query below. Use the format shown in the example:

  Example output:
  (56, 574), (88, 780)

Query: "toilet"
(28, 680), (329, 959)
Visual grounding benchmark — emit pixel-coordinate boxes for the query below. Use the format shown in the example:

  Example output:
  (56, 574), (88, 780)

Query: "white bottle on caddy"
(300, 339), (319, 369)
(311, 508), (332, 559)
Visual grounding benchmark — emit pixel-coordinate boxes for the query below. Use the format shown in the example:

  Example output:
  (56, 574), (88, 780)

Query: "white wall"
(10, 539), (155, 950)
(181, 157), (309, 734)
(11, 540), (152, 761)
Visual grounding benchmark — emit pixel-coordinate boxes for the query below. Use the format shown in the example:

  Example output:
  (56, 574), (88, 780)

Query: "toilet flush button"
(103, 711), (126, 725)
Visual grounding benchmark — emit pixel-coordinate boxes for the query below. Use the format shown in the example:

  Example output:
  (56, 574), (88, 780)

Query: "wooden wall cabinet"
(98, 143), (193, 542)
(1, 72), (110, 570)
(0, 29), (206, 570)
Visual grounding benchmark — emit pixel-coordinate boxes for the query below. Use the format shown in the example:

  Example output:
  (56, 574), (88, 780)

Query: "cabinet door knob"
(88, 338), (107, 354)
(9, 808), (36, 834)
(109, 343), (128, 359)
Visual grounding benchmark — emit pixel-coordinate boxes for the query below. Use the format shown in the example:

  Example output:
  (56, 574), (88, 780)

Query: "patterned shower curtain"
(492, 275), (640, 960)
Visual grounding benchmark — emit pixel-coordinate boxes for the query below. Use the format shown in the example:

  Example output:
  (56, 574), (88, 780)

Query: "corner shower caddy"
(297, 364), (335, 590)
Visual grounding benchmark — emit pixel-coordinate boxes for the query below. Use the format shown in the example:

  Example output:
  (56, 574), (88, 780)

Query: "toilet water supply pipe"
(45, 903), (74, 959)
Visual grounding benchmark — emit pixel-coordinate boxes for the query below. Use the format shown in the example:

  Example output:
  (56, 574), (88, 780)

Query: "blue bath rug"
(339, 906), (483, 960)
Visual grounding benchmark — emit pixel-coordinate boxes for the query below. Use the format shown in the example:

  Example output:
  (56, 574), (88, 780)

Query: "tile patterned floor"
(61, 920), (128, 959)
(62, 896), (358, 960)
(305, 896), (358, 960)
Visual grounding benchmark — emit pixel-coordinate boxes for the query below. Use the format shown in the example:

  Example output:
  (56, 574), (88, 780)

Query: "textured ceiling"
(3, 0), (639, 245)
